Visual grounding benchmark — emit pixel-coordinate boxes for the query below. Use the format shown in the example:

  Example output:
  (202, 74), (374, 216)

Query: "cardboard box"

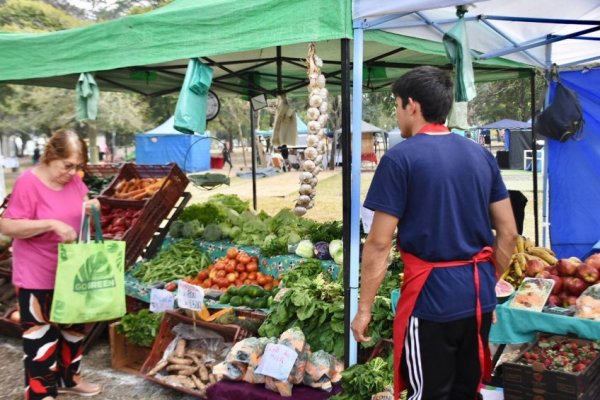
(109, 321), (152, 375)
(503, 335), (600, 399)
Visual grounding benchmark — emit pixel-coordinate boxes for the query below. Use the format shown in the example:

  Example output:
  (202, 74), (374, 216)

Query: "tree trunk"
(238, 122), (247, 168)
(87, 123), (99, 164)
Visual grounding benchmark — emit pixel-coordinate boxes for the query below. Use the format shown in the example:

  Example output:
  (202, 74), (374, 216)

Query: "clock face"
(206, 90), (220, 121)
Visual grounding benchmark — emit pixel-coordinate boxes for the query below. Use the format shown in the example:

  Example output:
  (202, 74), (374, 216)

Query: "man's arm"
(351, 210), (399, 342)
(490, 198), (518, 276)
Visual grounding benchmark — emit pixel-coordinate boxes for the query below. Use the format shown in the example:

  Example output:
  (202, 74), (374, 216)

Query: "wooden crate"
(109, 321), (152, 375)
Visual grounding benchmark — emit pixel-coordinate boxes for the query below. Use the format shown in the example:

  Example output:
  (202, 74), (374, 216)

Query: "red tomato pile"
(185, 247), (279, 292)
(99, 205), (142, 239)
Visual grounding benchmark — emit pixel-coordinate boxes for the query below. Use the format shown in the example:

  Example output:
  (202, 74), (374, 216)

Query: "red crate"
(140, 310), (245, 398)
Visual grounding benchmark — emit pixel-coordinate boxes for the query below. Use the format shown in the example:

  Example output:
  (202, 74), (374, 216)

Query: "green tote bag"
(50, 205), (126, 324)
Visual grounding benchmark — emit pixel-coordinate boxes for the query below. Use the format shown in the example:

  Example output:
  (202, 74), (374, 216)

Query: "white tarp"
(353, 0), (600, 67)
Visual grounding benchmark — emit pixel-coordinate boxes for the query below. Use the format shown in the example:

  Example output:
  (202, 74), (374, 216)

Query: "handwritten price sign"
(149, 288), (175, 313)
(176, 281), (205, 311)
(255, 343), (298, 381)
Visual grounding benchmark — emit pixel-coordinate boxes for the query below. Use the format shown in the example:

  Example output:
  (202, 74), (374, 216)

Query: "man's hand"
(351, 310), (373, 343)
(52, 220), (77, 243)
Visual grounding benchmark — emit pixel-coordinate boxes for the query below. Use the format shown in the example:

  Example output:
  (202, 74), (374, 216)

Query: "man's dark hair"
(391, 66), (453, 123)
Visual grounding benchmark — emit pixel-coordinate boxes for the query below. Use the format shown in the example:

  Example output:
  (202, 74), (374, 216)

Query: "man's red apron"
(393, 247), (494, 400)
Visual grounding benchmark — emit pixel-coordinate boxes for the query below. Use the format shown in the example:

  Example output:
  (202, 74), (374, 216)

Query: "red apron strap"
(393, 247), (494, 400)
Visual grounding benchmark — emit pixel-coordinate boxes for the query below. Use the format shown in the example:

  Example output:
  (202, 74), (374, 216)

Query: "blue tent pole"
(347, 27), (365, 367)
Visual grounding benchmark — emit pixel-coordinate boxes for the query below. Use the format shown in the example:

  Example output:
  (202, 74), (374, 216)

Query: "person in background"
(32, 144), (41, 165)
(0, 129), (102, 399)
(351, 66), (517, 400)
(278, 144), (290, 172)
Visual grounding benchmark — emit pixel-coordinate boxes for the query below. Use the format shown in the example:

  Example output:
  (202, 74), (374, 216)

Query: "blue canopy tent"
(348, 0), (600, 366)
(135, 116), (211, 172)
(547, 69), (600, 259)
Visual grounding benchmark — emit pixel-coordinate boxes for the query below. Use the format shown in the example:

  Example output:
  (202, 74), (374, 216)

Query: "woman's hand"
(52, 220), (77, 243)
(84, 199), (101, 216)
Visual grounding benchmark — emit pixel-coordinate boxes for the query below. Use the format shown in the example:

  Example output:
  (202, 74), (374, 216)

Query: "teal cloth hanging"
(76, 73), (99, 121)
(443, 17), (476, 102)
(174, 60), (213, 134)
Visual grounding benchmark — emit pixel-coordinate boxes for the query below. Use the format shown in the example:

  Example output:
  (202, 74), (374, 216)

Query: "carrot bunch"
(113, 177), (165, 200)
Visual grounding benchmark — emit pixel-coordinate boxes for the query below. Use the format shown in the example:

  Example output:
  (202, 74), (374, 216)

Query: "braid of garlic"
(294, 42), (328, 217)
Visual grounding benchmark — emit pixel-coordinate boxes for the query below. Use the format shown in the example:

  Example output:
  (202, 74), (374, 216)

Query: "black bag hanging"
(535, 74), (585, 142)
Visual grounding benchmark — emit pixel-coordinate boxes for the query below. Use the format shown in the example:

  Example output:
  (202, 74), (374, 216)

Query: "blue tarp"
(548, 69), (600, 259)
(135, 116), (211, 172)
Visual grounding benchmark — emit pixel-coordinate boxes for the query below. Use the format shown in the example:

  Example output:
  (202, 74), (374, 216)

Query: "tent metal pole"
(530, 70), (539, 246)
(276, 46), (282, 93)
(348, 27), (365, 367)
(341, 37), (353, 367)
(542, 41), (552, 248)
(250, 104), (257, 211)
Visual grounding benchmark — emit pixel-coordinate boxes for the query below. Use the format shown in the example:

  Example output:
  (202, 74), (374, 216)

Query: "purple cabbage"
(314, 241), (331, 260)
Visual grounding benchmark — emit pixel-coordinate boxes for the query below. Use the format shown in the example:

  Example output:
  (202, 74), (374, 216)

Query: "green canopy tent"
(0, 0), (527, 97)
(0, 0), (533, 368)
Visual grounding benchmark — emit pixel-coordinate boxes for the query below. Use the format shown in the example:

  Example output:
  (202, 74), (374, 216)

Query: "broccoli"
(181, 220), (203, 239)
(202, 224), (223, 241)
(168, 220), (184, 238)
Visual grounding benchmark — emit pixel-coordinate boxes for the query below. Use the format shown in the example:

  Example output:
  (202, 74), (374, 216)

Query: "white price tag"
(255, 343), (298, 381)
(176, 280), (205, 311)
(149, 288), (175, 313)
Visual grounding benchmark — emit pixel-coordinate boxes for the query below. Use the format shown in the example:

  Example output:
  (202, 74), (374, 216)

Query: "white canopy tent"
(346, 0), (600, 365)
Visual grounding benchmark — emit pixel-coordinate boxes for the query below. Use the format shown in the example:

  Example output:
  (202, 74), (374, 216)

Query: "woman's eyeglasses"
(61, 161), (84, 172)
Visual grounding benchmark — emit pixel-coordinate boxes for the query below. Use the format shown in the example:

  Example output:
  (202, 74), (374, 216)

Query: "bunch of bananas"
(500, 236), (558, 288)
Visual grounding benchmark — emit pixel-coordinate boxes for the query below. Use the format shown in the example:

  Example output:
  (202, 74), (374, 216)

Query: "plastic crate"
(82, 163), (120, 177)
(109, 321), (152, 375)
(140, 310), (245, 398)
(502, 334), (600, 399)
(100, 163), (189, 207)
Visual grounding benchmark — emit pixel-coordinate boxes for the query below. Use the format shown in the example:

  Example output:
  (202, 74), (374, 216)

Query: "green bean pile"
(132, 239), (211, 283)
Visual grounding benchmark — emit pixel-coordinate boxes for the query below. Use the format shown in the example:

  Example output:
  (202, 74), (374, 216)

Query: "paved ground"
(0, 335), (192, 400)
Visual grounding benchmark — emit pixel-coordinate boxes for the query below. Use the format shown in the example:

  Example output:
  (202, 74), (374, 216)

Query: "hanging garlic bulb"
(307, 108), (320, 121)
(294, 42), (329, 217)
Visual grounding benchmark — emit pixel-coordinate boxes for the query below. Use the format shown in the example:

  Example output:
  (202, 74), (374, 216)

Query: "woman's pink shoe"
(57, 382), (102, 397)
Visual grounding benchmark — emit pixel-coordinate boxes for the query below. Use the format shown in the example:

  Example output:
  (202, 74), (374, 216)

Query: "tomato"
(243, 279), (252, 285)
(272, 279), (280, 287)
(263, 283), (273, 291)
(239, 272), (248, 281)
(227, 259), (237, 270)
(217, 261), (229, 271)
(248, 272), (257, 280)
(226, 272), (237, 282)
(235, 263), (246, 273)
(209, 270), (217, 280)
(211, 284), (220, 290)
(235, 279), (244, 287)
(265, 274), (274, 283)
(165, 282), (177, 292)
(257, 276), (268, 286)
(224, 263), (236, 273)
(239, 254), (251, 264)
(251, 256), (259, 264)
(227, 247), (239, 259)
(197, 270), (209, 280)
(246, 262), (258, 272)
(216, 270), (226, 278)
(216, 277), (230, 288)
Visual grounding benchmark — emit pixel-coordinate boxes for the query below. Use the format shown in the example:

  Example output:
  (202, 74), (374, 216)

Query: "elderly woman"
(0, 129), (101, 399)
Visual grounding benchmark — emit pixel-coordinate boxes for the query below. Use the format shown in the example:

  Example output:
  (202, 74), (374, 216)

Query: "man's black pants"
(401, 312), (493, 400)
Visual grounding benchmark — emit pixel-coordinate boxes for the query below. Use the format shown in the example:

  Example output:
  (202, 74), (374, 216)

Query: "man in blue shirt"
(351, 66), (517, 400)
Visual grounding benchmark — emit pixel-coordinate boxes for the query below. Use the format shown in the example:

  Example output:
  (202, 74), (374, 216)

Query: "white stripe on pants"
(404, 316), (423, 400)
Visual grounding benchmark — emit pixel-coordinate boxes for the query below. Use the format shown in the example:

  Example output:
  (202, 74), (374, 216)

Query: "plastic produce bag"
(575, 283), (600, 320)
